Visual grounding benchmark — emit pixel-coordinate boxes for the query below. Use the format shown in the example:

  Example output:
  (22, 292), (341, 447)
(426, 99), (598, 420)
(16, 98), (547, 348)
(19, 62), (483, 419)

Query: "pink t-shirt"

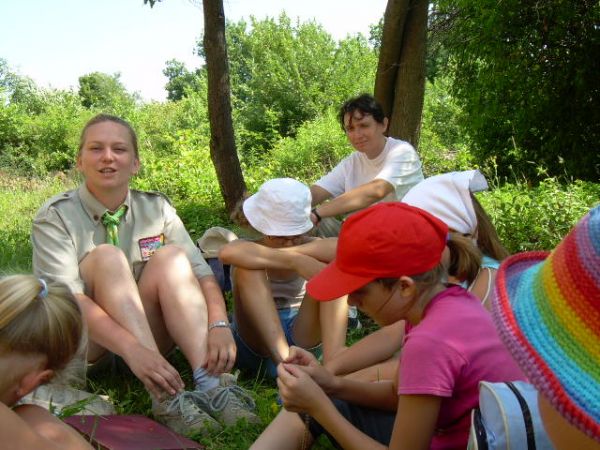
(398, 286), (525, 449)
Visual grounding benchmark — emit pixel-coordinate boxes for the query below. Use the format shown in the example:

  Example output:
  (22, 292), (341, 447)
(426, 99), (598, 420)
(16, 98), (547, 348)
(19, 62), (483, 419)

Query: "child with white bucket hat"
(219, 178), (348, 378)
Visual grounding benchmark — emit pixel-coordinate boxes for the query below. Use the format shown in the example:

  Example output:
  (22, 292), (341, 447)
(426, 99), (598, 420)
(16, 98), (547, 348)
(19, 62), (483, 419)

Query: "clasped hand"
(277, 346), (336, 414)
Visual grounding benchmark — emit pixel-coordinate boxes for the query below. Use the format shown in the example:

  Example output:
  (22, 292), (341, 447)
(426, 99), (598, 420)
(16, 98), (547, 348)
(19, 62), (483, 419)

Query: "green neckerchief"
(101, 204), (128, 246)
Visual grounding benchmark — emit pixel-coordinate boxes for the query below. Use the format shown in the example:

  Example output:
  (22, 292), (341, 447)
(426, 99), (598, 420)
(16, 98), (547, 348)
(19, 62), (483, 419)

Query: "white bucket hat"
(402, 169), (488, 235)
(243, 178), (313, 236)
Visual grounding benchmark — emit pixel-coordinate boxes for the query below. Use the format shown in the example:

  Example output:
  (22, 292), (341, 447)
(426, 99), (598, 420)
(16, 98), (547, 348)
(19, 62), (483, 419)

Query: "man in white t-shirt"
(310, 94), (424, 236)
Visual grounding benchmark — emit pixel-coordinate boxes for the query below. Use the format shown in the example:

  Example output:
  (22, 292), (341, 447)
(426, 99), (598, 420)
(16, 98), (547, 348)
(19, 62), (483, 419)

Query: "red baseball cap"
(307, 202), (448, 301)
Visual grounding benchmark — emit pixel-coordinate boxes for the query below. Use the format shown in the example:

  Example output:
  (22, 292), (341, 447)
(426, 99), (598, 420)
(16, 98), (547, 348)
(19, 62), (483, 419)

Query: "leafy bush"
(220, 14), (377, 157)
(134, 133), (227, 238)
(434, 0), (600, 180)
(479, 178), (600, 253)
(419, 77), (474, 176)
(0, 90), (85, 175)
(267, 111), (352, 183)
(0, 173), (75, 271)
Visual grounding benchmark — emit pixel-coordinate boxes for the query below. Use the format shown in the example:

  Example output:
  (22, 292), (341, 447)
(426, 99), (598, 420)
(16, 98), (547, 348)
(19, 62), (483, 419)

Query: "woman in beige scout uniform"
(31, 114), (257, 436)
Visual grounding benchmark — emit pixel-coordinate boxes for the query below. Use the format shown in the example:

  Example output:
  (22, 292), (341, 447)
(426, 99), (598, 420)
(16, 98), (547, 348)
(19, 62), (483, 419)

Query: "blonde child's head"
(0, 275), (83, 404)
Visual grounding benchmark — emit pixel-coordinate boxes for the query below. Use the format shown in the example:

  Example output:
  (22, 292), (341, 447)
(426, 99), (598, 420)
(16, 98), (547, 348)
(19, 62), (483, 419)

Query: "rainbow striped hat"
(493, 205), (600, 441)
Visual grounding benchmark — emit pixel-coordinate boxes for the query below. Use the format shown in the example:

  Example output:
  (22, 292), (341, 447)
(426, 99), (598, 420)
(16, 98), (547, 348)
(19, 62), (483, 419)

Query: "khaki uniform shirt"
(32, 184), (213, 295)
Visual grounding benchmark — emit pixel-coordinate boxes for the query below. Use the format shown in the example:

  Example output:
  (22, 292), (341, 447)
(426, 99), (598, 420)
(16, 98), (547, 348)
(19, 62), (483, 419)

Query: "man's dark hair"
(338, 94), (386, 131)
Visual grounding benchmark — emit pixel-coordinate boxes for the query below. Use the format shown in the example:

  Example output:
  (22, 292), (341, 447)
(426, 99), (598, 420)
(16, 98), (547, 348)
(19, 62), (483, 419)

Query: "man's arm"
(312, 178), (393, 220)
(310, 185), (333, 206)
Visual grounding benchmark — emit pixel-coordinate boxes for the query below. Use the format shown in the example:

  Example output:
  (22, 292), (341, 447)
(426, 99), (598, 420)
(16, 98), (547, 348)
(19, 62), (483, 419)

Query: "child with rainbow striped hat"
(491, 205), (600, 449)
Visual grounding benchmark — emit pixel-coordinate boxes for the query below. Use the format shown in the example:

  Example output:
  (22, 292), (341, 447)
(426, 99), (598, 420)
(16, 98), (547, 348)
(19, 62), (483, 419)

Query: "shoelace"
(165, 391), (204, 419)
(197, 385), (256, 413)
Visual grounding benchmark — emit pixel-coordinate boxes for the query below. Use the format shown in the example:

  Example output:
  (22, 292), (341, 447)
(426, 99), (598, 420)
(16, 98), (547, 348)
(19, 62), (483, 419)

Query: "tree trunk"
(374, 0), (428, 149)
(388, 0), (428, 145)
(374, 0), (410, 119)
(202, 0), (246, 214)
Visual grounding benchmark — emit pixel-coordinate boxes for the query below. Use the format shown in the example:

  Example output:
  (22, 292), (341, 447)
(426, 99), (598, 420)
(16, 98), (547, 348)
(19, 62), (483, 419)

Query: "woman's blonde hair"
(0, 275), (83, 372)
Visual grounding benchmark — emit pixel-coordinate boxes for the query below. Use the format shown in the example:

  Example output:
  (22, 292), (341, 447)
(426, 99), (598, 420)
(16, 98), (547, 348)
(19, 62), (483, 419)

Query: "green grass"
(1, 172), (597, 449)
(0, 172), (349, 448)
(0, 172), (77, 271)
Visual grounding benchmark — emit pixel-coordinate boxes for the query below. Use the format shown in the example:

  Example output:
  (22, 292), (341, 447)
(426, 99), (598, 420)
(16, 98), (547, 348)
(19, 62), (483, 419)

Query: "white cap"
(197, 226), (238, 258)
(243, 178), (313, 236)
(402, 170), (488, 235)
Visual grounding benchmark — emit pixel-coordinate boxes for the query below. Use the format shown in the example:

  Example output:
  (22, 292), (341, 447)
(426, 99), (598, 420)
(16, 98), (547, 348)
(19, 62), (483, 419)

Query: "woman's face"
(347, 281), (407, 326)
(77, 121), (140, 197)
(343, 111), (388, 157)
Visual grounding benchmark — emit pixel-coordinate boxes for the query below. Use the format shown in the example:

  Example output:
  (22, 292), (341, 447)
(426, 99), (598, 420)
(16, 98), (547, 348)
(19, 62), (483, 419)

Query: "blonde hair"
(79, 114), (139, 159)
(0, 275), (83, 372)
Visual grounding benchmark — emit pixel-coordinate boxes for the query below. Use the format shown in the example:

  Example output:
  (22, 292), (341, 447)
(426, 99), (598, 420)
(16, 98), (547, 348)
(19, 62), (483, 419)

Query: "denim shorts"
(231, 307), (321, 378)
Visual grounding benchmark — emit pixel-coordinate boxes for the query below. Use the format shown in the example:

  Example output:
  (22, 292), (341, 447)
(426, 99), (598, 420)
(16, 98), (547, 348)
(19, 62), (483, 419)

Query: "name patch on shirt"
(139, 234), (165, 261)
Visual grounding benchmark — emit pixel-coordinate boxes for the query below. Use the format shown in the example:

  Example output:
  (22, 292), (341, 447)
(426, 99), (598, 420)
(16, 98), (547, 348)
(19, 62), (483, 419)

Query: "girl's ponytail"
(447, 233), (482, 285)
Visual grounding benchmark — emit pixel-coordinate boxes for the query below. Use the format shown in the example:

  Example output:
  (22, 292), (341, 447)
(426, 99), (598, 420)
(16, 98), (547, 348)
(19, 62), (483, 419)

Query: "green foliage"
(0, 90), (85, 174)
(78, 72), (138, 115)
(434, 0), (600, 180)
(419, 76), (474, 175)
(479, 178), (600, 253)
(267, 110), (352, 183)
(0, 173), (75, 271)
(163, 59), (205, 101)
(0, 61), (49, 115)
(218, 14), (377, 157)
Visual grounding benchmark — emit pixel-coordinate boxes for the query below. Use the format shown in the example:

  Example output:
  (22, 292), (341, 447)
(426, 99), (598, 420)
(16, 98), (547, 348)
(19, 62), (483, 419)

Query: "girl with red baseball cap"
(252, 202), (524, 450)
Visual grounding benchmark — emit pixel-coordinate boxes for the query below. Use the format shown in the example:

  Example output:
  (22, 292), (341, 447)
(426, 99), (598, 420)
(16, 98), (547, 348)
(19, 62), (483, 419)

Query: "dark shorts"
(307, 398), (396, 448)
(231, 307), (321, 378)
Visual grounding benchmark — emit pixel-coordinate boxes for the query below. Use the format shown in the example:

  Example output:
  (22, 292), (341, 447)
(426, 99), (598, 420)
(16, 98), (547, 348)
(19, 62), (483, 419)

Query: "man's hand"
(123, 343), (184, 400)
(205, 326), (236, 375)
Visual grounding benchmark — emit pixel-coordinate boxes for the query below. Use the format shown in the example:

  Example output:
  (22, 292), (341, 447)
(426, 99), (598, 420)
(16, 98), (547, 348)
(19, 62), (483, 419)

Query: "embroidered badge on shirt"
(139, 234), (165, 261)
